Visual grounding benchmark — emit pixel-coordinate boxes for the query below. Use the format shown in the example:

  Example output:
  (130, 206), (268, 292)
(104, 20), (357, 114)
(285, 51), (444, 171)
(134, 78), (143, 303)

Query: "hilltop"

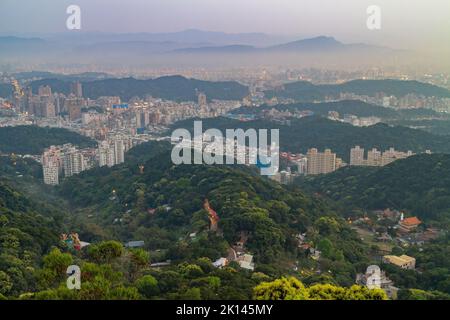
(0, 126), (96, 155)
(265, 79), (450, 101)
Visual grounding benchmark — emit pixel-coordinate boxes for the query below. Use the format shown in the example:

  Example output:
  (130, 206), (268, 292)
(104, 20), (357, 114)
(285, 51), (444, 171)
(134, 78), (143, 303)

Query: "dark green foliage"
(29, 76), (249, 102)
(0, 180), (61, 296)
(235, 100), (446, 120)
(0, 126), (96, 154)
(0, 83), (12, 98)
(296, 154), (450, 227)
(265, 79), (450, 101)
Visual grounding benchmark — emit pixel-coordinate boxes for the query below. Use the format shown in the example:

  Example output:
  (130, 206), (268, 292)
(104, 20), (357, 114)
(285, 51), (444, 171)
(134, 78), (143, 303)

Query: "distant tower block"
(71, 81), (83, 98)
(139, 165), (145, 174)
(198, 92), (207, 107)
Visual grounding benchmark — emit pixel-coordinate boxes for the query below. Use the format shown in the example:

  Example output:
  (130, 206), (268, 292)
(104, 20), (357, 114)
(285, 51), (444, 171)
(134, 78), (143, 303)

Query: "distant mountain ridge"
(0, 33), (390, 57)
(0, 31), (418, 70)
(172, 36), (389, 54)
(265, 79), (450, 100)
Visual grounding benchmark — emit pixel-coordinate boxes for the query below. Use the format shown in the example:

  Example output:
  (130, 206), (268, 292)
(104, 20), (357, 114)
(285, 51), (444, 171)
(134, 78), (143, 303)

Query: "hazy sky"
(1, 0), (449, 50)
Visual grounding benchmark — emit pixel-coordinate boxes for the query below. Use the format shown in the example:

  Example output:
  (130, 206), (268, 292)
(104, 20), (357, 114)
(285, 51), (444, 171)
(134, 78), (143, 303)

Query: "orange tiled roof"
(401, 217), (422, 226)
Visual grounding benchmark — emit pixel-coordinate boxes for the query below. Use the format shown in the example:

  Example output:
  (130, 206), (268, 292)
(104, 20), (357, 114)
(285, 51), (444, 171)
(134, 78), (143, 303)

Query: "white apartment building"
(43, 161), (60, 185)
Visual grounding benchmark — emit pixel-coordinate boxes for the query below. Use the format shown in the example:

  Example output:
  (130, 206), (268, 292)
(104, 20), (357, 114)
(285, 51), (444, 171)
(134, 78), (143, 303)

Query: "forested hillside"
(265, 79), (450, 101)
(0, 126), (96, 155)
(295, 154), (450, 226)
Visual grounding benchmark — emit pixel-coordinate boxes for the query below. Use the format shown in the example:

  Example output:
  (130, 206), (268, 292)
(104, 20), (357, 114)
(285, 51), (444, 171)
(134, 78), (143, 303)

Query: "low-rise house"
(309, 248), (321, 260)
(213, 257), (228, 268)
(237, 254), (255, 271)
(150, 260), (171, 268)
(125, 240), (145, 248)
(383, 255), (416, 270)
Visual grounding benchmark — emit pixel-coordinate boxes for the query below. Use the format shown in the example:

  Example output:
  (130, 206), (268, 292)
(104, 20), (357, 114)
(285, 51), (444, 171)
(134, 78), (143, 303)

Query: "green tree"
(88, 241), (124, 263)
(135, 275), (159, 298)
(43, 248), (73, 275)
(0, 271), (12, 295)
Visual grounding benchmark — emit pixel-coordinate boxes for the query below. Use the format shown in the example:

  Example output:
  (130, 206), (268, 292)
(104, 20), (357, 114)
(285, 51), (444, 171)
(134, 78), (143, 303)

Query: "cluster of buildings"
(259, 108), (314, 121)
(337, 92), (450, 112)
(7, 81), (242, 184)
(7, 79), (242, 142)
(305, 148), (344, 175)
(350, 145), (431, 167)
(270, 148), (343, 184)
(42, 134), (143, 185)
(213, 233), (255, 271)
(98, 135), (133, 168)
(327, 111), (381, 127)
(355, 255), (416, 299)
(12, 82), (85, 121)
(42, 144), (96, 185)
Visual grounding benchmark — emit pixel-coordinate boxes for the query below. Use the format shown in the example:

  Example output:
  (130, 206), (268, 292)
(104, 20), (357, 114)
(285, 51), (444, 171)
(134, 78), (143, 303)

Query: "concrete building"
(383, 255), (416, 270)
(63, 147), (85, 177)
(65, 97), (84, 121)
(98, 141), (116, 167)
(198, 92), (207, 107)
(350, 146), (365, 166)
(367, 148), (382, 166)
(356, 265), (398, 299)
(306, 148), (336, 175)
(350, 146), (416, 167)
(43, 161), (60, 185)
(70, 82), (83, 98)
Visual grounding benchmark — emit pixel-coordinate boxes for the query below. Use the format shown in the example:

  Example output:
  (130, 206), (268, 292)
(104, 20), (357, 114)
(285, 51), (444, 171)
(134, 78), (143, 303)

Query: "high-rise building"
(43, 161), (60, 185)
(42, 145), (88, 184)
(350, 146), (416, 167)
(198, 92), (207, 107)
(42, 146), (62, 185)
(367, 148), (382, 166)
(38, 85), (52, 97)
(98, 136), (132, 167)
(350, 146), (365, 166)
(70, 82), (83, 98)
(65, 97), (84, 121)
(63, 147), (85, 177)
(114, 139), (125, 165)
(98, 141), (116, 167)
(38, 101), (56, 118)
(306, 148), (336, 175)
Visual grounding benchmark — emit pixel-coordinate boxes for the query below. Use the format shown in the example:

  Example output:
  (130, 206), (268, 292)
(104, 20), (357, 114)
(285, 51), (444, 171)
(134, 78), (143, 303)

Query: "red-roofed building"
(399, 217), (422, 232)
